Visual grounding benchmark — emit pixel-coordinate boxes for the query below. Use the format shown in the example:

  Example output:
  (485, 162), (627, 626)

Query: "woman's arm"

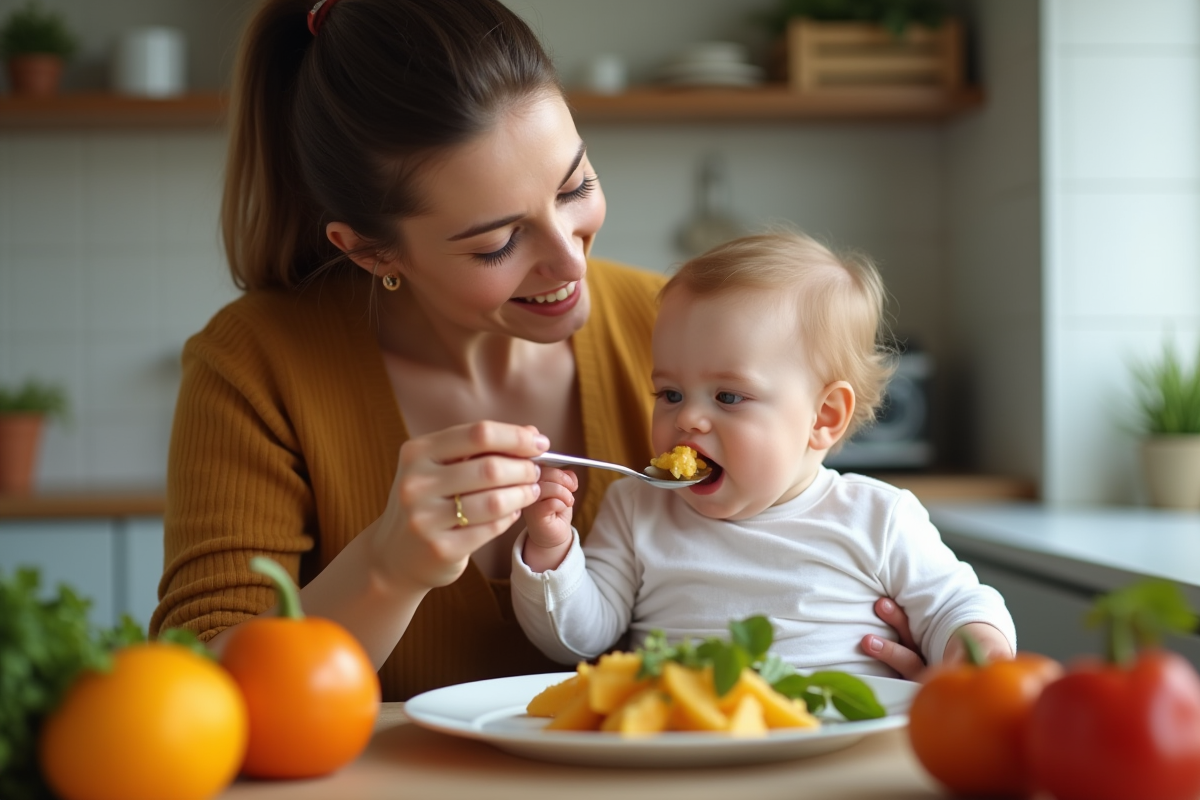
(207, 421), (549, 668)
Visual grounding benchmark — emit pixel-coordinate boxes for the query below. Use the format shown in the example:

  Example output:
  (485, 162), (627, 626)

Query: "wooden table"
(219, 704), (945, 800)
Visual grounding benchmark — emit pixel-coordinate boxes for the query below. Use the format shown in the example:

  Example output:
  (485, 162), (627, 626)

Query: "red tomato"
(909, 652), (1061, 797)
(1027, 649), (1200, 800)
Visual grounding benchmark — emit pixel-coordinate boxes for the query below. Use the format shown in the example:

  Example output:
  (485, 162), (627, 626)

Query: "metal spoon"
(531, 452), (712, 489)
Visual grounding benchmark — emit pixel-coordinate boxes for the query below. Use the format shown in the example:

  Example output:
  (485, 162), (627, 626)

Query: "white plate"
(405, 671), (915, 768)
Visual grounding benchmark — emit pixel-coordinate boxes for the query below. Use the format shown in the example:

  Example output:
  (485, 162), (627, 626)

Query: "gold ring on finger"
(454, 494), (469, 527)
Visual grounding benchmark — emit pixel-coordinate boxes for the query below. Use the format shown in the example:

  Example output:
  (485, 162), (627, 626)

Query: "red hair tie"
(307, 0), (341, 36)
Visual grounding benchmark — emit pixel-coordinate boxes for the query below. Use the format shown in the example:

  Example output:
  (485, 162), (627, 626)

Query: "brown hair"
(662, 231), (895, 439)
(221, 0), (561, 291)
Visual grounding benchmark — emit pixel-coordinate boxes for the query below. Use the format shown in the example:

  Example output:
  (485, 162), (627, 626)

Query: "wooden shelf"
(567, 85), (983, 123)
(0, 91), (226, 129)
(0, 85), (982, 130)
(0, 489), (165, 519)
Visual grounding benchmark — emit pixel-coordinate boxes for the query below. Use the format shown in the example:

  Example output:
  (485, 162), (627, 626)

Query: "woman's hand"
(370, 420), (549, 592)
(862, 597), (927, 680)
(521, 466), (578, 573)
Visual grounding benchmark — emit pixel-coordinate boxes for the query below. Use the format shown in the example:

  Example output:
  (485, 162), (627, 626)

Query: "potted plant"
(757, 0), (962, 96)
(0, 378), (68, 494)
(0, 0), (78, 97)
(1130, 340), (1200, 510)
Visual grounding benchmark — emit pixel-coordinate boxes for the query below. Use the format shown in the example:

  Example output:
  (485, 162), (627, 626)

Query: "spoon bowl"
(532, 452), (712, 489)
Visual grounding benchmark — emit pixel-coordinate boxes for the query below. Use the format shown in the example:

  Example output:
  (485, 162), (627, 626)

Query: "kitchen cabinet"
(0, 86), (981, 130)
(0, 517), (164, 630)
(933, 503), (1200, 670)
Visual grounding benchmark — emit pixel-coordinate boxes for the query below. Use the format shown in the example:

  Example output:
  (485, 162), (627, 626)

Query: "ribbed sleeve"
(151, 260), (665, 700)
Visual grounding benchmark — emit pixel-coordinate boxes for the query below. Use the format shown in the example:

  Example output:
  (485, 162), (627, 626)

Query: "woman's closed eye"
(557, 174), (597, 204)
(473, 230), (521, 265)
(716, 391), (745, 405)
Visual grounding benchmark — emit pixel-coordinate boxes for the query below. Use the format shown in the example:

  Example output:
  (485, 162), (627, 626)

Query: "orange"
(40, 642), (248, 800)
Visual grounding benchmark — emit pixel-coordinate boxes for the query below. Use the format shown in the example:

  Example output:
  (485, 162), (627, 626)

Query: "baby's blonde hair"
(661, 230), (895, 440)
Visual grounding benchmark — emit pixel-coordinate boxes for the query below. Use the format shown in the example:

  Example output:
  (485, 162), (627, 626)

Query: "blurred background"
(0, 0), (1197, 507)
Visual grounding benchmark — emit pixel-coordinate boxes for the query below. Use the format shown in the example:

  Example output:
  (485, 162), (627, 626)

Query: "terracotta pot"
(0, 413), (45, 495)
(1141, 435), (1200, 510)
(6, 54), (64, 97)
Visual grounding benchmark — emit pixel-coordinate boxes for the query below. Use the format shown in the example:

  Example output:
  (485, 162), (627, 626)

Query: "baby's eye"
(657, 389), (683, 404)
(716, 391), (744, 405)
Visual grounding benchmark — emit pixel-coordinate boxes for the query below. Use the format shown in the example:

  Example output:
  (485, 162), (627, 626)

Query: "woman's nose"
(531, 219), (586, 283)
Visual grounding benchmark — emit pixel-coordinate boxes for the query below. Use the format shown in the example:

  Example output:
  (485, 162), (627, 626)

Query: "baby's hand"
(942, 622), (1015, 665)
(521, 466), (578, 573)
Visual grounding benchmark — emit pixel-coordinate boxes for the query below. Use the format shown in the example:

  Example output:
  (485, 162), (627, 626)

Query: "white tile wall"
(1043, 0), (1200, 504)
(0, 130), (237, 489)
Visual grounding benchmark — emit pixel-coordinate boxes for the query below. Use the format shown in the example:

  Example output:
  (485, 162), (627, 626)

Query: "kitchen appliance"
(826, 350), (934, 471)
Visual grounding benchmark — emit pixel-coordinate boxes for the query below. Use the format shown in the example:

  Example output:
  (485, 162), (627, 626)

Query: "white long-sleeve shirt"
(511, 467), (1016, 676)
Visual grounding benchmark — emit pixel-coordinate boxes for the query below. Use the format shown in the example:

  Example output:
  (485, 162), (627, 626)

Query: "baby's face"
(650, 287), (827, 520)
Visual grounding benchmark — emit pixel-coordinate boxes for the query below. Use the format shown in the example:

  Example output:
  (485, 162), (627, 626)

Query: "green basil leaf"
(711, 644), (750, 696)
(729, 615), (773, 660)
(769, 673), (809, 699)
(806, 671), (886, 720)
(756, 653), (795, 685)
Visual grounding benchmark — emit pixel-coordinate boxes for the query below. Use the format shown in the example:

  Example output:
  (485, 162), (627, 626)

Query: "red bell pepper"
(1027, 580), (1200, 800)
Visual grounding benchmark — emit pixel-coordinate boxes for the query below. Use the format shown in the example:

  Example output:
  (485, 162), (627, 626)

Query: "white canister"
(113, 27), (187, 98)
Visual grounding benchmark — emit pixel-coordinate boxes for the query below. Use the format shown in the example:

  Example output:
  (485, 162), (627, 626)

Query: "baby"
(511, 231), (1015, 676)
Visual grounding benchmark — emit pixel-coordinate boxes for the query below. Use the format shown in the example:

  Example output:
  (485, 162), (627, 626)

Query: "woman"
(150, 0), (920, 700)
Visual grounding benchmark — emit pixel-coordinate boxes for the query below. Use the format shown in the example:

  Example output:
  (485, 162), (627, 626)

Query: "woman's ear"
(810, 381), (855, 452)
(326, 222), (401, 277)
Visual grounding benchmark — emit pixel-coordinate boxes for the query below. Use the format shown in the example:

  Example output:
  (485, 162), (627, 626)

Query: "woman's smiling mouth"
(510, 280), (583, 317)
(513, 281), (578, 304)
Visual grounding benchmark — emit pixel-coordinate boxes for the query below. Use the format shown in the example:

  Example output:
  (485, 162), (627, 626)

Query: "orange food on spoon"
(650, 445), (707, 480)
(219, 557), (380, 779)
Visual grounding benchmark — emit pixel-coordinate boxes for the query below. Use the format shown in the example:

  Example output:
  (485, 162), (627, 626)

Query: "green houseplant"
(0, 379), (68, 495)
(759, 0), (952, 38)
(0, 0), (78, 97)
(1130, 340), (1200, 510)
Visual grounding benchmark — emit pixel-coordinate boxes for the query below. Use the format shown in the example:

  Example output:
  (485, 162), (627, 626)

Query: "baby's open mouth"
(512, 281), (578, 304)
(694, 452), (721, 485)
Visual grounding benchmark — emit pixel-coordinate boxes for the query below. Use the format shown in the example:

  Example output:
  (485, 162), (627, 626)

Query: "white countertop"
(928, 502), (1200, 602)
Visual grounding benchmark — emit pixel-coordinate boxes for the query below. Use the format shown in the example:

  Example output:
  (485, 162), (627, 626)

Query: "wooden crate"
(785, 18), (964, 95)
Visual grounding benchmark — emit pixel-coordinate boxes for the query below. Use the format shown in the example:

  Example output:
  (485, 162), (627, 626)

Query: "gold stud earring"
(382, 273), (401, 291)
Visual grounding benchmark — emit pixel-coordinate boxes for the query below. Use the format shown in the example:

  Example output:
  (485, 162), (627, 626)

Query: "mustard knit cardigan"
(151, 259), (665, 700)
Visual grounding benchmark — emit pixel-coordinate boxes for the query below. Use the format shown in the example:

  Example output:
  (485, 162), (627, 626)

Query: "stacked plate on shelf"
(655, 41), (764, 88)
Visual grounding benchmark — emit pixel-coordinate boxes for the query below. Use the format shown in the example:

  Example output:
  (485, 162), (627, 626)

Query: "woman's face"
(391, 92), (606, 344)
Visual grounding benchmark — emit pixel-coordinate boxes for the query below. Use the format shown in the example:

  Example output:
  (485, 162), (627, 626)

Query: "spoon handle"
(531, 452), (641, 480)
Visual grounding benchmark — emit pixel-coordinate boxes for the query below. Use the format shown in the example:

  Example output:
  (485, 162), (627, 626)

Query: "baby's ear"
(810, 381), (855, 451)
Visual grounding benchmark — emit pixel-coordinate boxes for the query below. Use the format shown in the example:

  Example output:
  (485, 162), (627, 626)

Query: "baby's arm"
(511, 480), (642, 662)
(521, 466), (578, 573)
(880, 493), (1018, 665)
(943, 621), (1016, 664)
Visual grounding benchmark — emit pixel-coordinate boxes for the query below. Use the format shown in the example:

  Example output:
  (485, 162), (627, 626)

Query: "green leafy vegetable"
(0, 568), (156, 800)
(634, 615), (886, 721)
(1086, 579), (1199, 666)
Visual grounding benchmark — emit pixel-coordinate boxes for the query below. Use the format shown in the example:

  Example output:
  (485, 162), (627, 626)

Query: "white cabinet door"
(120, 517), (164, 631)
(0, 520), (117, 627)
(969, 559), (1200, 670)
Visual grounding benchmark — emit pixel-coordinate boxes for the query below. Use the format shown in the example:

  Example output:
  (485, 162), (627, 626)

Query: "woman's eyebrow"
(447, 213), (523, 242)
(559, 141), (586, 188)
(446, 142), (588, 243)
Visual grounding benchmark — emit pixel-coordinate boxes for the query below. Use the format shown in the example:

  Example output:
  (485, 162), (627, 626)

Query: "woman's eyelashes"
(473, 230), (521, 265)
(558, 173), (597, 204)
(470, 174), (597, 266)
